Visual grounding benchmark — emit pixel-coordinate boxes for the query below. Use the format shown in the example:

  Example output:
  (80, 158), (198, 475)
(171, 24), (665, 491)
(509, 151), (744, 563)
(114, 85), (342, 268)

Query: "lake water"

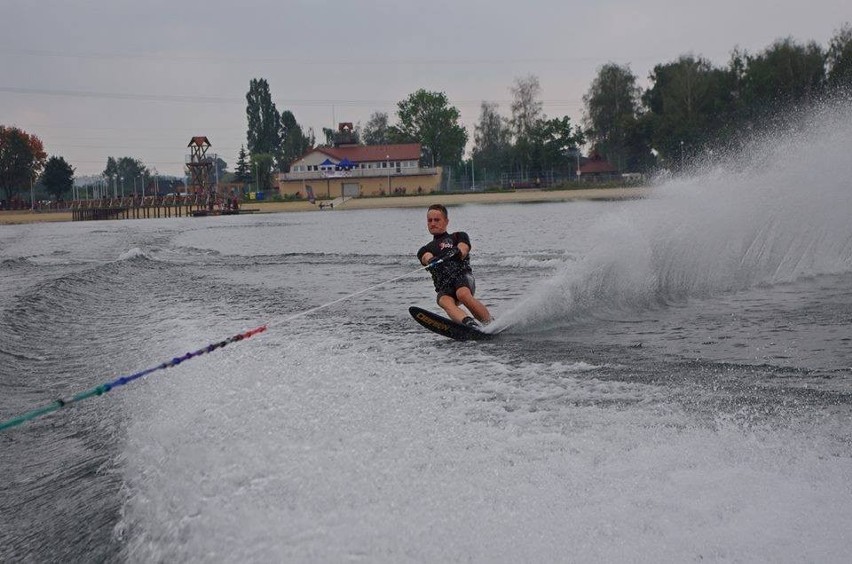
(2, 105), (851, 562)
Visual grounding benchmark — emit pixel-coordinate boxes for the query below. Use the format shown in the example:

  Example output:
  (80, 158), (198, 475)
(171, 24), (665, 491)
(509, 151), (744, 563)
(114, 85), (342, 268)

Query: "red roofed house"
(578, 152), (620, 181)
(278, 124), (441, 199)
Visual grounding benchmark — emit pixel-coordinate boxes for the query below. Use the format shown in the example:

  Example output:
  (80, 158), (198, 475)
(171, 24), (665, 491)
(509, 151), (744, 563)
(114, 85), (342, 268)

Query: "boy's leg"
(437, 294), (468, 323)
(455, 287), (491, 323)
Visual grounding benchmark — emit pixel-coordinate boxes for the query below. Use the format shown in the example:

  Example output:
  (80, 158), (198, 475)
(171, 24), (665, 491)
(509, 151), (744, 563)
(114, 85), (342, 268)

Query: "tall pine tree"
(235, 145), (251, 185)
(246, 78), (280, 156)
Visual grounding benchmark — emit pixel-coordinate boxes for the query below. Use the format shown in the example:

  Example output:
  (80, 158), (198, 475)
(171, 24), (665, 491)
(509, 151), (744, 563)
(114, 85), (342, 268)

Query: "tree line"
(249, 24), (851, 185)
(586, 27), (852, 173)
(2, 23), (849, 203)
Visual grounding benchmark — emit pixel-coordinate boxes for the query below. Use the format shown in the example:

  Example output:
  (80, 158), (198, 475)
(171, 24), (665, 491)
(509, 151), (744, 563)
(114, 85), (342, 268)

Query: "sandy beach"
(0, 186), (649, 225)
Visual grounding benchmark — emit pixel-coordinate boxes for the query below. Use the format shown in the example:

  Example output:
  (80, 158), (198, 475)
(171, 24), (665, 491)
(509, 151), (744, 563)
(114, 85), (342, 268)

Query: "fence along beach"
(0, 186), (650, 225)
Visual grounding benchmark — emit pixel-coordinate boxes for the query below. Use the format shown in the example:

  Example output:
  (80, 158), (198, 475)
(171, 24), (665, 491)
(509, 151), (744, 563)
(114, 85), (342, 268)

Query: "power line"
(0, 86), (241, 104)
(0, 47), (635, 66)
(0, 85), (583, 108)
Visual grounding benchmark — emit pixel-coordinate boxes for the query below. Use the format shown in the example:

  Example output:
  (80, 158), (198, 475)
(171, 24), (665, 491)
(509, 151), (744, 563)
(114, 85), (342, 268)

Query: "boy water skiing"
(417, 204), (492, 327)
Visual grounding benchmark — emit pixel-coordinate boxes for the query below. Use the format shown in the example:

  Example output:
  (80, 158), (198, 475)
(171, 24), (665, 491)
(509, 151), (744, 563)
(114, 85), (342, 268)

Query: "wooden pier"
(70, 195), (244, 221)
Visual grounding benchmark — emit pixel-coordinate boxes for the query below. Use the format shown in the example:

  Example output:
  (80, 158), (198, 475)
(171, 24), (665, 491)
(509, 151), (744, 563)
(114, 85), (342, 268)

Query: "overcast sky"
(1, 1), (849, 177)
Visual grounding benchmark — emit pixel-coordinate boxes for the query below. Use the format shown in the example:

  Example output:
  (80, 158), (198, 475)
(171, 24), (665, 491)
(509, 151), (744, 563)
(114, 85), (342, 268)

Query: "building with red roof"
(278, 124), (441, 199)
(578, 152), (620, 181)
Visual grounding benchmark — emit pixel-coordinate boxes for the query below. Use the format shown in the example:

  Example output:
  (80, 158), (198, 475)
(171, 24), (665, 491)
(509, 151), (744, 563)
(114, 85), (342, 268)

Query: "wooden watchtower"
(186, 136), (214, 195)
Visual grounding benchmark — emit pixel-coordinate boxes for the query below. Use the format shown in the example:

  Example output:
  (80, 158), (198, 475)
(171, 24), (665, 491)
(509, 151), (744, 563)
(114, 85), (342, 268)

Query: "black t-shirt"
(417, 232), (473, 292)
(417, 231), (472, 265)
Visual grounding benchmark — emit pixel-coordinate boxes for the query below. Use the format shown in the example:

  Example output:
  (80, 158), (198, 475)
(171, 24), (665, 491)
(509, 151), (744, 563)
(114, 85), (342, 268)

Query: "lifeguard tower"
(186, 136), (217, 210)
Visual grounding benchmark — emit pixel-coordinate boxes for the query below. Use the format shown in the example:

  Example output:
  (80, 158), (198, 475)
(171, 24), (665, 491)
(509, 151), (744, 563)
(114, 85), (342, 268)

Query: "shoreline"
(0, 186), (650, 225)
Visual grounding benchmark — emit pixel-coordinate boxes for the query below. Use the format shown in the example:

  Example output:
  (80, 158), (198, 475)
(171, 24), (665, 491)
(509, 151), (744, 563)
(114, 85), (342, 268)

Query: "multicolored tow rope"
(0, 260), (442, 433)
(0, 325), (267, 432)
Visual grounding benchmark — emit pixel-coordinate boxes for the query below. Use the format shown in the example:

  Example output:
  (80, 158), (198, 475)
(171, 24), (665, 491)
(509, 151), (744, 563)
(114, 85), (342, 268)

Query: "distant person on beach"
(417, 204), (491, 327)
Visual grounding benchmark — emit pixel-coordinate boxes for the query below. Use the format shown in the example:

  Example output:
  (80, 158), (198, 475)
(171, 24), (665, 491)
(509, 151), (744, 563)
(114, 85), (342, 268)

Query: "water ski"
(408, 306), (495, 341)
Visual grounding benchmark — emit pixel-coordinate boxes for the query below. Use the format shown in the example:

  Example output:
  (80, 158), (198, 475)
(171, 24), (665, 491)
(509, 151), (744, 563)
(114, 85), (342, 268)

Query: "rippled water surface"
(2, 107), (852, 562)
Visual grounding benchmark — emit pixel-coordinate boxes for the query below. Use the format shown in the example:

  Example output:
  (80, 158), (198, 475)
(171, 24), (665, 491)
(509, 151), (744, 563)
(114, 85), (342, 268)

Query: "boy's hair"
(428, 203), (448, 219)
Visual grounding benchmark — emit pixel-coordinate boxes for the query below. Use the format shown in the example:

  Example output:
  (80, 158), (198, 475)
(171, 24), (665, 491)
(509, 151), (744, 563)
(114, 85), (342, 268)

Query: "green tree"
(827, 23), (852, 90)
(363, 111), (391, 145)
(642, 56), (735, 165)
(472, 101), (512, 181)
(528, 115), (585, 172)
(0, 126), (47, 202)
(509, 75), (543, 140)
(395, 89), (467, 167)
(622, 117), (657, 173)
(102, 156), (118, 184)
(509, 75), (544, 174)
(41, 156), (74, 200)
(235, 145), (251, 185)
(278, 110), (313, 171)
(246, 78), (280, 155)
(583, 63), (642, 170)
(739, 38), (826, 118)
(103, 156), (148, 196)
